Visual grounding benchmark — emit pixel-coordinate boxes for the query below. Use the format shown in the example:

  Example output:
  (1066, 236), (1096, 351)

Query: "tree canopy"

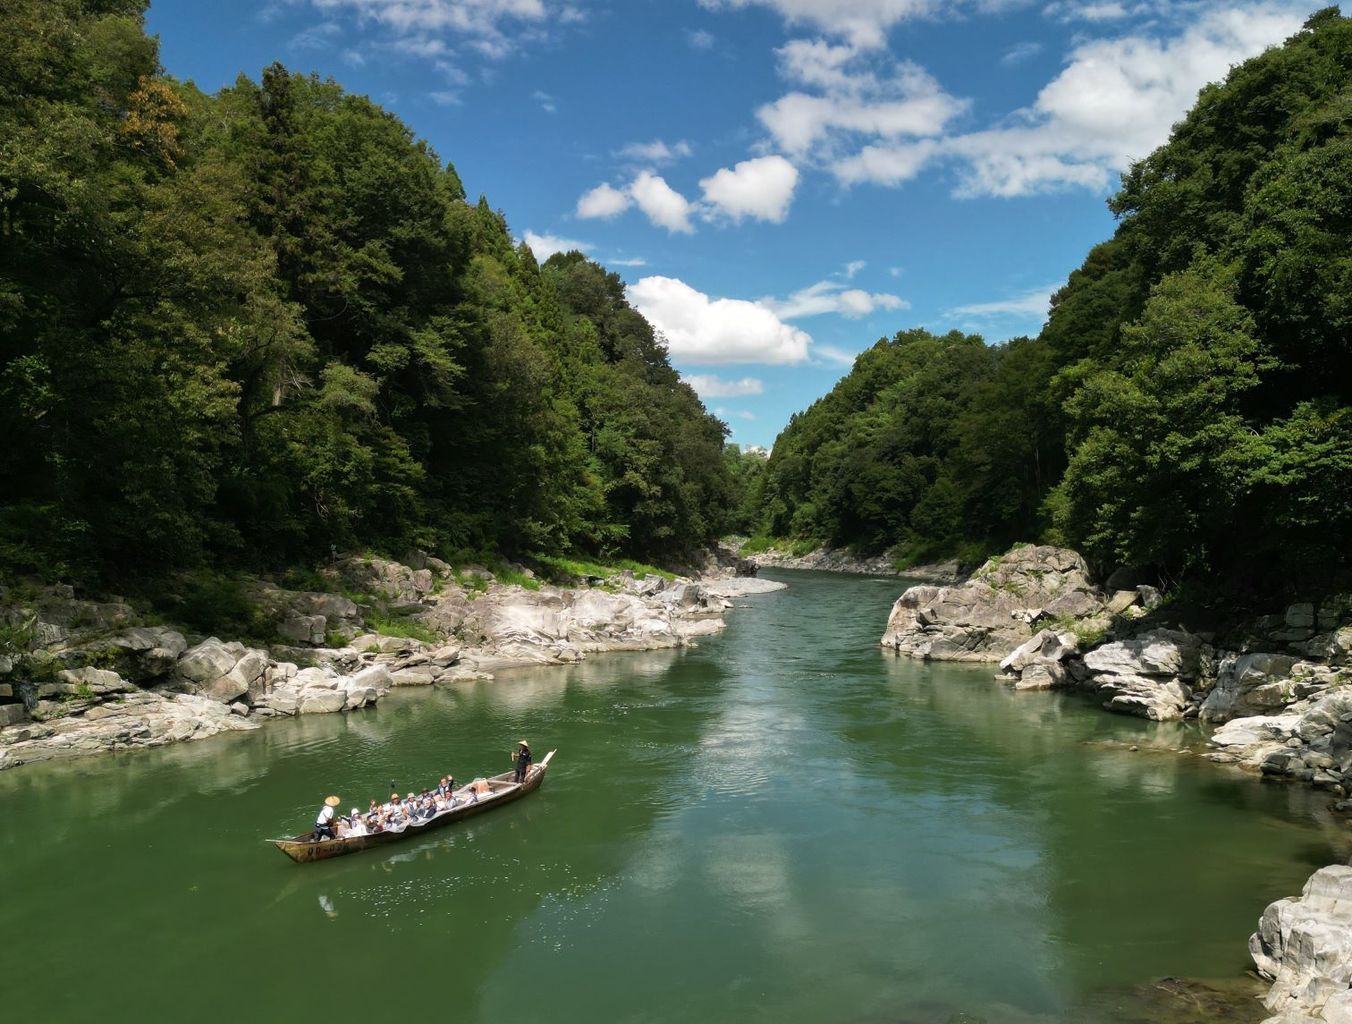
(0, 0), (734, 582)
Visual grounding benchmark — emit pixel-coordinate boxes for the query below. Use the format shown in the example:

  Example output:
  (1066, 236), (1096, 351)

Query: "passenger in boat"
(513, 740), (533, 784)
(313, 795), (341, 841)
(347, 808), (366, 838)
(472, 778), (492, 799)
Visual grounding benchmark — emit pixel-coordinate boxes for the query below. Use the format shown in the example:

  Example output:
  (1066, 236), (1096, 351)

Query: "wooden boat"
(270, 750), (556, 864)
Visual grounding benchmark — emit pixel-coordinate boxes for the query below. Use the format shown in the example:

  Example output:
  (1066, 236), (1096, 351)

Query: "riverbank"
(877, 542), (1352, 1023)
(0, 550), (785, 771)
(727, 537), (965, 583)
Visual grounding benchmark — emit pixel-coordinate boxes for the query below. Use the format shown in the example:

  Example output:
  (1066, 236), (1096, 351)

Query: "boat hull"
(270, 751), (555, 864)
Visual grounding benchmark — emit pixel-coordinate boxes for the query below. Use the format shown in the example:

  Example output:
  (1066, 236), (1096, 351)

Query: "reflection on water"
(1, 569), (1344, 1024)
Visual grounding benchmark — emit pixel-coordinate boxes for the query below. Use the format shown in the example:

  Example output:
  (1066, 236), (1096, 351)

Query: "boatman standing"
(314, 795), (341, 841)
(513, 740), (533, 784)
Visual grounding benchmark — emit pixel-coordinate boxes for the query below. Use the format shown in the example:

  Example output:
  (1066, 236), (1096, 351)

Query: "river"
(4, 569), (1347, 1022)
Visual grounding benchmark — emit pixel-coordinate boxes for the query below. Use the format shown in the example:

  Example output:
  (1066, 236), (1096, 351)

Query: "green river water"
(5, 569), (1349, 1023)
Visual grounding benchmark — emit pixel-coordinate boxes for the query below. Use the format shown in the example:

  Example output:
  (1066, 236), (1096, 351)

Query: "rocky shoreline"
(0, 549), (784, 771)
(878, 543), (1352, 1023)
(727, 538), (965, 583)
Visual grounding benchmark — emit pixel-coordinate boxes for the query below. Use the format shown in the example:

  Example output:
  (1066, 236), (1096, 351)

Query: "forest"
(6, 2), (1351, 603)
(743, 7), (1352, 595)
(0, 0), (734, 586)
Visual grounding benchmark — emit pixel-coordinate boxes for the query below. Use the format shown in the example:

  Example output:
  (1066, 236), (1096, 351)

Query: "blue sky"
(147, 0), (1315, 448)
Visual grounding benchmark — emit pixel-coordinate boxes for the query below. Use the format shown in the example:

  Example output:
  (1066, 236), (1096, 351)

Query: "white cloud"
(617, 139), (693, 165)
(1043, 1), (1131, 22)
(523, 229), (591, 261)
(629, 171), (696, 233)
(948, 5), (1304, 197)
(532, 89), (556, 112)
(290, 21), (342, 50)
(428, 90), (462, 106)
(684, 374), (765, 397)
(700, 155), (800, 223)
(844, 260), (866, 278)
(698, 0), (943, 49)
(342, 48), (366, 65)
(832, 139), (940, 185)
(576, 172), (698, 234)
(715, 407), (758, 421)
(576, 182), (632, 219)
(305, 0), (567, 63)
(826, 4), (1305, 195)
(758, 43), (967, 161)
(763, 278), (907, 319)
(628, 276), (812, 365)
(608, 256), (648, 267)
(1000, 40), (1043, 66)
(947, 284), (1056, 320)
(686, 28), (717, 49)
(814, 344), (860, 367)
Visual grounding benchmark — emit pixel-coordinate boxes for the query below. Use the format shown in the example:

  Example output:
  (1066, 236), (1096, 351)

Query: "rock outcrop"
(881, 545), (1111, 662)
(1, 549), (777, 770)
(1079, 629), (1213, 721)
(1208, 687), (1352, 792)
(0, 691), (256, 770)
(997, 628), (1081, 690)
(1252, 865), (1352, 1023)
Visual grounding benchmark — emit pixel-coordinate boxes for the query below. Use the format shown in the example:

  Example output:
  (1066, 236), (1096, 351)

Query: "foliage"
(742, 8), (1352, 598)
(531, 553), (675, 585)
(0, 3), (734, 592)
(364, 612), (441, 645)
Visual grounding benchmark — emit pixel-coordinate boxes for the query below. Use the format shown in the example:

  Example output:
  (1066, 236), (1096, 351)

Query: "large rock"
(998, 629), (1080, 691)
(338, 556), (434, 604)
(1079, 628), (1209, 721)
(1252, 865), (1352, 1022)
(881, 545), (1108, 663)
(0, 690), (256, 769)
(256, 662), (389, 716)
(1199, 652), (1336, 724)
(174, 639), (269, 704)
(1208, 686), (1352, 789)
(77, 626), (188, 681)
(55, 667), (135, 697)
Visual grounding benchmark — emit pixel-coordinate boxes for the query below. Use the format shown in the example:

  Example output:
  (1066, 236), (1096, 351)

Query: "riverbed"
(4, 569), (1346, 1022)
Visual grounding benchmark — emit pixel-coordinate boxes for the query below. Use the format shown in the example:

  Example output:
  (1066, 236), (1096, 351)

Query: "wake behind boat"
(270, 750), (556, 864)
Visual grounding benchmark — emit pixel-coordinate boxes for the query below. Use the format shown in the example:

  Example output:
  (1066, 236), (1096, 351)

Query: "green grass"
(364, 612), (441, 645)
(738, 536), (820, 558)
(493, 565), (541, 590)
(532, 554), (675, 586)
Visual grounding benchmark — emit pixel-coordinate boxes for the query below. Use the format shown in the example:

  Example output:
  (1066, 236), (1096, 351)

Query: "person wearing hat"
(314, 795), (341, 842)
(347, 808), (366, 838)
(512, 739), (533, 784)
